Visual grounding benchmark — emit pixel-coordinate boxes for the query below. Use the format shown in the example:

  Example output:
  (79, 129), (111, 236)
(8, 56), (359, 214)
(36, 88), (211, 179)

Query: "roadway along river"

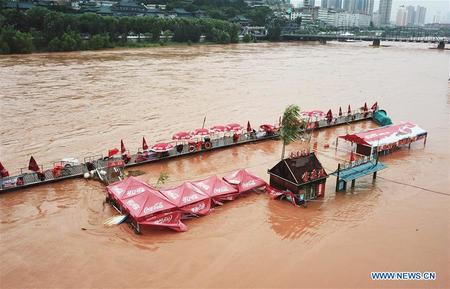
(0, 42), (449, 288)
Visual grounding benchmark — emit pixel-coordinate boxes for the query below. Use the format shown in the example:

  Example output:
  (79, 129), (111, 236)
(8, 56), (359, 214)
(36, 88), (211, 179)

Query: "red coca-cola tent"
(160, 182), (211, 216)
(223, 169), (266, 194)
(191, 175), (239, 203)
(106, 177), (186, 231)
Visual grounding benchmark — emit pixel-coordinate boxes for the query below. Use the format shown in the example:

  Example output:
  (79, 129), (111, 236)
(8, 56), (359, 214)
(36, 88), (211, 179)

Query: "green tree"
(280, 104), (301, 159)
(0, 28), (33, 53)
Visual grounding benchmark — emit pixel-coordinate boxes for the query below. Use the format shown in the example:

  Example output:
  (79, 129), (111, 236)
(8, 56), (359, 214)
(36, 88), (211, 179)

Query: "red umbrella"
(28, 156), (40, 172)
(363, 102), (368, 111)
(142, 137), (149, 150)
(246, 121), (252, 133)
(192, 128), (210, 137)
(151, 142), (174, 153)
(0, 162), (9, 177)
(371, 102), (378, 111)
(260, 124), (275, 132)
(210, 125), (226, 133)
(339, 107), (342, 116)
(120, 140), (126, 154)
(172, 131), (191, 140)
(225, 123), (242, 132)
(108, 148), (119, 157)
(347, 105), (351, 115)
(301, 110), (325, 118)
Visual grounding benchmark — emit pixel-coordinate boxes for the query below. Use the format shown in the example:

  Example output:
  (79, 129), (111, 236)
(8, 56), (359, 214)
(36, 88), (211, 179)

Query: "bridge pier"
(437, 41), (445, 50)
(319, 39), (327, 45)
(372, 39), (381, 47)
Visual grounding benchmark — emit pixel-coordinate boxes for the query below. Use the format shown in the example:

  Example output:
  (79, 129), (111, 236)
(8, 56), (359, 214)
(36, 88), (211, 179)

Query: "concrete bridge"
(282, 34), (448, 48)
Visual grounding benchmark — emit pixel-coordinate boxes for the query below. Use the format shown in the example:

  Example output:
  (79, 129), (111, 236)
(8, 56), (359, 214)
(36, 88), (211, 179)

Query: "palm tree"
(280, 104), (302, 159)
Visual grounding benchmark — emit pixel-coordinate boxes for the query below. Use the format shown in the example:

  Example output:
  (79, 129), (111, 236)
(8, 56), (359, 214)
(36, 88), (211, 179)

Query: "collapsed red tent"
(223, 169), (266, 194)
(160, 182), (211, 216)
(191, 175), (239, 203)
(107, 177), (186, 231)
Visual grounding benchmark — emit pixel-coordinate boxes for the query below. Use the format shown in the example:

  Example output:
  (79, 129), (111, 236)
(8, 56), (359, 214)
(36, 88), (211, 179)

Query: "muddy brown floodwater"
(0, 42), (449, 289)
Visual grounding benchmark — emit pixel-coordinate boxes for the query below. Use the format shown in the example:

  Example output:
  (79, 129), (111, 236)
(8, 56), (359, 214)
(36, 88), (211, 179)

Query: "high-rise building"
(415, 5), (426, 26)
(406, 5), (416, 26)
(343, 0), (372, 14)
(396, 5), (407, 26)
(321, 0), (342, 10)
(378, 0), (392, 26)
(303, 0), (315, 7)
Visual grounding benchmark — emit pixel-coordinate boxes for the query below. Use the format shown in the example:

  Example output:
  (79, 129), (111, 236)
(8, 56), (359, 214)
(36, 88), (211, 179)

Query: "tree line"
(0, 7), (241, 54)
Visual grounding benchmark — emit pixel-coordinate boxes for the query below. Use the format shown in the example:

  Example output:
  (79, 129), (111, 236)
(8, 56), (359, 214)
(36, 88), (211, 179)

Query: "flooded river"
(0, 42), (449, 288)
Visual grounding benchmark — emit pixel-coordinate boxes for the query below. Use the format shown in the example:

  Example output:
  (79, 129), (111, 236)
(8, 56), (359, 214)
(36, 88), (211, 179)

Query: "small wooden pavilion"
(268, 152), (328, 204)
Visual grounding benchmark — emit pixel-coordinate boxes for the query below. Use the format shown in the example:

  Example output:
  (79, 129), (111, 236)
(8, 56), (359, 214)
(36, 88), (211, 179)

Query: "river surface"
(0, 42), (449, 288)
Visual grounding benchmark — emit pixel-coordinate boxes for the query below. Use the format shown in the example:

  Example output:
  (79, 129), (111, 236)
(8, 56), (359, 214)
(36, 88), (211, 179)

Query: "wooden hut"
(268, 152), (328, 203)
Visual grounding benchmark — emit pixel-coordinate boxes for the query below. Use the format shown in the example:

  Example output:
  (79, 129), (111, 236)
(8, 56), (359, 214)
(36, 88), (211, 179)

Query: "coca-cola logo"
(166, 191), (179, 200)
(190, 202), (206, 213)
(242, 180), (256, 188)
(196, 182), (210, 190)
(110, 186), (124, 196)
(154, 214), (173, 224)
(213, 187), (230, 194)
(126, 199), (140, 211)
(143, 202), (164, 214)
(126, 187), (145, 197)
(182, 194), (199, 204)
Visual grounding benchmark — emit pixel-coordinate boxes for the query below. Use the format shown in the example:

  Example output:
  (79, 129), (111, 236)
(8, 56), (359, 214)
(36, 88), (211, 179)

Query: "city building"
(396, 5), (407, 26)
(415, 5), (426, 26)
(378, 0), (392, 26)
(321, 0), (342, 10)
(406, 5), (416, 26)
(303, 0), (315, 8)
(342, 0), (373, 15)
(244, 0), (267, 7)
(317, 8), (371, 27)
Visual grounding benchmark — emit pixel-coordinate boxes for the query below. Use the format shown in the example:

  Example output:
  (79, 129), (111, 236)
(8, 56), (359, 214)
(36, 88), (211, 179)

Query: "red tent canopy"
(326, 109), (333, 119)
(338, 134), (370, 146)
(347, 104), (351, 114)
(160, 182), (211, 215)
(107, 177), (186, 231)
(107, 177), (177, 218)
(191, 175), (239, 202)
(223, 169), (266, 194)
(172, 131), (191, 140)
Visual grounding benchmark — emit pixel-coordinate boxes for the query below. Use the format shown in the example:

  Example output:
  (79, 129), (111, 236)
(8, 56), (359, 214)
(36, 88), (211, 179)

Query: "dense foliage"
(0, 7), (241, 54)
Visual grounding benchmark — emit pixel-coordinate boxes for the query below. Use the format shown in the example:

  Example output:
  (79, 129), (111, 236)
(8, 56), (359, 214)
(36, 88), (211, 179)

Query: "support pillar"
(351, 179), (356, 188)
(437, 41), (445, 50)
(373, 39), (381, 47)
(373, 171), (377, 180)
(335, 163), (341, 192)
(319, 39), (327, 45)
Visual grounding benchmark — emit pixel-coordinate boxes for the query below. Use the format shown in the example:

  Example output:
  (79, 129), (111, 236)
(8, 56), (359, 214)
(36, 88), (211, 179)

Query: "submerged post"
(373, 39), (381, 47)
(351, 179), (356, 188)
(335, 163), (341, 192)
(437, 41), (445, 50)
